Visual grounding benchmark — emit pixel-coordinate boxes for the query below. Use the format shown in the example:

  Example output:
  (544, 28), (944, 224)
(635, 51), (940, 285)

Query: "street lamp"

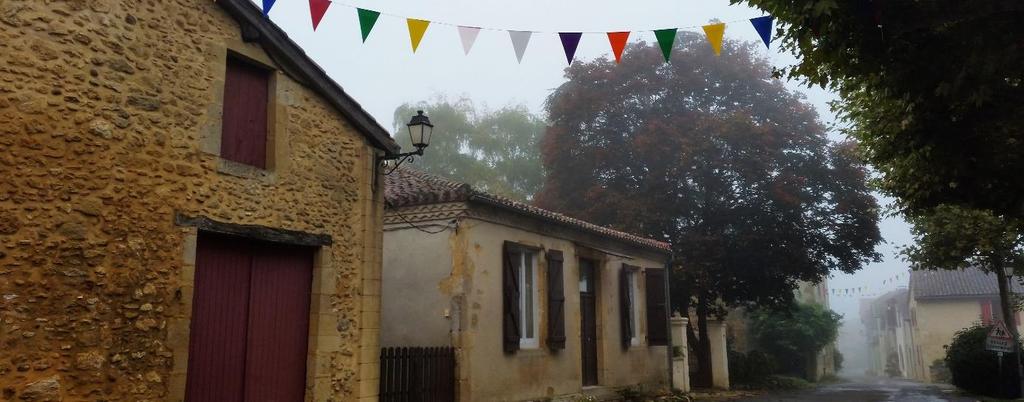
(380, 110), (434, 174)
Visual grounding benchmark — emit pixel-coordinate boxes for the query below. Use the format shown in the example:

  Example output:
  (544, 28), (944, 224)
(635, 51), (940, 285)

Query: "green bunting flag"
(357, 9), (381, 42)
(654, 28), (677, 62)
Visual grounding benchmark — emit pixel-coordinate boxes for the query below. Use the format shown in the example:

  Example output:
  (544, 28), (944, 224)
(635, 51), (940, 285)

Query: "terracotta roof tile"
(911, 266), (1024, 299)
(385, 168), (671, 253)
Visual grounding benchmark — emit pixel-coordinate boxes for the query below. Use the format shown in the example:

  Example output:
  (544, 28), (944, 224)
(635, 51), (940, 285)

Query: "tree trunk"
(693, 292), (713, 388)
(994, 260), (1022, 398)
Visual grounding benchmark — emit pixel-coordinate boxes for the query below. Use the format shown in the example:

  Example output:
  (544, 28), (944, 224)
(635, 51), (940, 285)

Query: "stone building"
(0, 0), (400, 400)
(903, 268), (1024, 383)
(381, 169), (672, 401)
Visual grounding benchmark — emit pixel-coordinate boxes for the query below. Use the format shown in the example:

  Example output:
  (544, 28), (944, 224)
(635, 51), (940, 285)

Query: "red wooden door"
(186, 235), (253, 402)
(244, 245), (314, 402)
(186, 233), (314, 402)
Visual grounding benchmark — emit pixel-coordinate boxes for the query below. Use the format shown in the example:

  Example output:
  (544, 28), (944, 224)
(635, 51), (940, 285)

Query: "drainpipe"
(665, 252), (674, 390)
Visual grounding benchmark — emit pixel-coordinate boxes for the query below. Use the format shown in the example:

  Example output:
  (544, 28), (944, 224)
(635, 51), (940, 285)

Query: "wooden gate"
(380, 347), (456, 402)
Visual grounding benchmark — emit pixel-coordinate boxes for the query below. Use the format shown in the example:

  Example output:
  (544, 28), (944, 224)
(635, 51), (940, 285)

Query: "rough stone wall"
(0, 1), (383, 400)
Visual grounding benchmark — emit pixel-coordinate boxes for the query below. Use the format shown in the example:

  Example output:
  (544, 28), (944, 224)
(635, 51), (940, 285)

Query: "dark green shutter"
(645, 269), (669, 346)
(620, 264), (634, 349)
(502, 242), (521, 354)
(546, 250), (566, 350)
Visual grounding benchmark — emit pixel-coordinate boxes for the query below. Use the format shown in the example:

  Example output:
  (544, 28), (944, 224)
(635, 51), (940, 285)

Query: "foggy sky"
(255, 0), (912, 364)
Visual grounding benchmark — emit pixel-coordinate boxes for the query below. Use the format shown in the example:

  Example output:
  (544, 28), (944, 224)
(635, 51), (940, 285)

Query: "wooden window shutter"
(619, 264), (634, 349)
(502, 242), (521, 354)
(221, 56), (270, 168)
(546, 250), (566, 351)
(645, 269), (669, 346)
(981, 300), (993, 325)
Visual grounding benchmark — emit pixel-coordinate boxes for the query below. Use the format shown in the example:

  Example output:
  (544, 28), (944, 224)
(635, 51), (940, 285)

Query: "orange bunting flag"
(407, 19), (431, 53)
(702, 22), (725, 56)
(607, 32), (630, 63)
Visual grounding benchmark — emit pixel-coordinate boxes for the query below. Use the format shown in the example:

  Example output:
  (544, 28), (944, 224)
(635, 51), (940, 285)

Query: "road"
(731, 377), (977, 402)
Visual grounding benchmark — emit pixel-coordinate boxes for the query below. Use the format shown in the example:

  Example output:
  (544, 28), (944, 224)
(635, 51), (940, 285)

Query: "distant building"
(381, 169), (672, 401)
(904, 267), (1024, 383)
(861, 289), (913, 378)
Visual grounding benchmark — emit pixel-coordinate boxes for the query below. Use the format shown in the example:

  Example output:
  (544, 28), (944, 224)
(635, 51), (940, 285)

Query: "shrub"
(833, 348), (844, 372)
(748, 302), (842, 376)
(729, 350), (778, 385)
(945, 324), (1020, 398)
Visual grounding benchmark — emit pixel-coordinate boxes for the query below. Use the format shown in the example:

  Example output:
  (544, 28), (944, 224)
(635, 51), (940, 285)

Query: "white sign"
(986, 321), (1015, 354)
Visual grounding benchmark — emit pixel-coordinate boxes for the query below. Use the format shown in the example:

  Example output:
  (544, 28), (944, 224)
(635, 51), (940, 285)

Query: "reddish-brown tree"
(535, 34), (881, 386)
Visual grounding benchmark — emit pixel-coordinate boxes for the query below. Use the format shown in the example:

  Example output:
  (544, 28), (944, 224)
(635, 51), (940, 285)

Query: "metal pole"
(995, 265), (1021, 398)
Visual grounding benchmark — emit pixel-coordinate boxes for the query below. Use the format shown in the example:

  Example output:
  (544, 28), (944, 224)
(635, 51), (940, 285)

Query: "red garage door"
(186, 233), (315, 402)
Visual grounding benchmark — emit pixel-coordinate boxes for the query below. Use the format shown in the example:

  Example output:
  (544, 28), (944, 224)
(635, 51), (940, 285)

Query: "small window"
(221, 55), (270, 168)
(512, 249), (539, 348)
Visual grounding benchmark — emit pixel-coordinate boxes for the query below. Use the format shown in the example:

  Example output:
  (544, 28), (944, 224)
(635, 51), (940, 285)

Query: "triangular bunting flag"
(509, 30), (532, 63)
(309, 0), (332, 31)
(558, 32), (583, 65)
(702, 23), (725, 56)
(607, 32), (630, 63)
(262, 0), (276, 16)
(654, 28), (677, 62)
(407, 19), (431, 53)
(749, 16), (774, 48)
(458, 26), (481, 55)
(357, 9), (381, 42)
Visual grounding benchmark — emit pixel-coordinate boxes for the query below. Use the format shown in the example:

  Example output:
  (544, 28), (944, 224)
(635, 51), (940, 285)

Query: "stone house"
(381, 169), (672, 401)
(903, 268), (1024, 383)
(0, 0), (401, 400)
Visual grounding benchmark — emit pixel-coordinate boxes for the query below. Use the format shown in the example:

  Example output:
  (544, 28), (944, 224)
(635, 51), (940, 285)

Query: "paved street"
(731, 377), (977, 402)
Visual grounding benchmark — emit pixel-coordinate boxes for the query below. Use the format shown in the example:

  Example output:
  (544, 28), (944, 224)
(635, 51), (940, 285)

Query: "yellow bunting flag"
(407, 19), (431, 53)
(702, 23), (725, 56)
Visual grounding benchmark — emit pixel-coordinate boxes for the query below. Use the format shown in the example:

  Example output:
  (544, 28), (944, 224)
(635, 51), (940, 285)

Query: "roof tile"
(910, 266), (1024, 299)
(385, 168), (672, 252)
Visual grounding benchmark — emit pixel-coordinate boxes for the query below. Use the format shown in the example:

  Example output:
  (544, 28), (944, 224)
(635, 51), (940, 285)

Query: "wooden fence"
(380, 347), (456, 402)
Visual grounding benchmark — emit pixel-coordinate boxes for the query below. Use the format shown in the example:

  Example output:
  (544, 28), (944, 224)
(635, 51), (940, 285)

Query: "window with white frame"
(513, 249), (539, 348)
(627, 270), (642, 345)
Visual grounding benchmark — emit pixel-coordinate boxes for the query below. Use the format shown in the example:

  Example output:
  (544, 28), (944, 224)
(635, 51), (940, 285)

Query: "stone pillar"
(670, 313), (690, 392)
(707, 320), (730, 390)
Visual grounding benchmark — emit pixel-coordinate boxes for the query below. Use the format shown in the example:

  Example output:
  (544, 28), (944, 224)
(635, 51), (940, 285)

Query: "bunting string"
(829, 269), (914, 298)
(259, 0), (774, 63)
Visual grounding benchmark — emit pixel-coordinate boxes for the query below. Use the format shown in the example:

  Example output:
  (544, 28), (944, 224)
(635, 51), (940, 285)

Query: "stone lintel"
(174, 213), (332, 246)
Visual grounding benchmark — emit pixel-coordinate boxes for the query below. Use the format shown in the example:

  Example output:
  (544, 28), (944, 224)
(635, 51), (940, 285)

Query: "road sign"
(986, 321), (1016, 354)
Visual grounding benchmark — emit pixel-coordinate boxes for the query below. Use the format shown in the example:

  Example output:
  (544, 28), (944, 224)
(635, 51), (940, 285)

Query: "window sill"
(216, 158), (275, 184)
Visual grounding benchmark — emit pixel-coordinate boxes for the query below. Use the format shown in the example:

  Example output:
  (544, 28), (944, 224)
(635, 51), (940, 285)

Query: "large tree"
(535, 34), (881, 386)
(393, 98), (546, 201)
(735, 0), (1024, 217)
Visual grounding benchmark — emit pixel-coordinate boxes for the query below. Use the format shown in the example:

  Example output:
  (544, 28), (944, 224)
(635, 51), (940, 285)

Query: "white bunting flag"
(508, 30), (532, 63)
(458, 26), (481, 55)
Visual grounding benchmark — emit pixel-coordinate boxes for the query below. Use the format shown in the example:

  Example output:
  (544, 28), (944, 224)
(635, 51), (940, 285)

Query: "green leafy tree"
(535, 35), (881, 386)
(748, 303), (842, 378)
(393, 97), (546, 201)
(734, 0), (1024, 217)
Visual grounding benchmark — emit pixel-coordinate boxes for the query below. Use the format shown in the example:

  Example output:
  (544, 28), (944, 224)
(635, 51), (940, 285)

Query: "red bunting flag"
(607, 32), (630, 63)
(309, 0), (332, 31)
